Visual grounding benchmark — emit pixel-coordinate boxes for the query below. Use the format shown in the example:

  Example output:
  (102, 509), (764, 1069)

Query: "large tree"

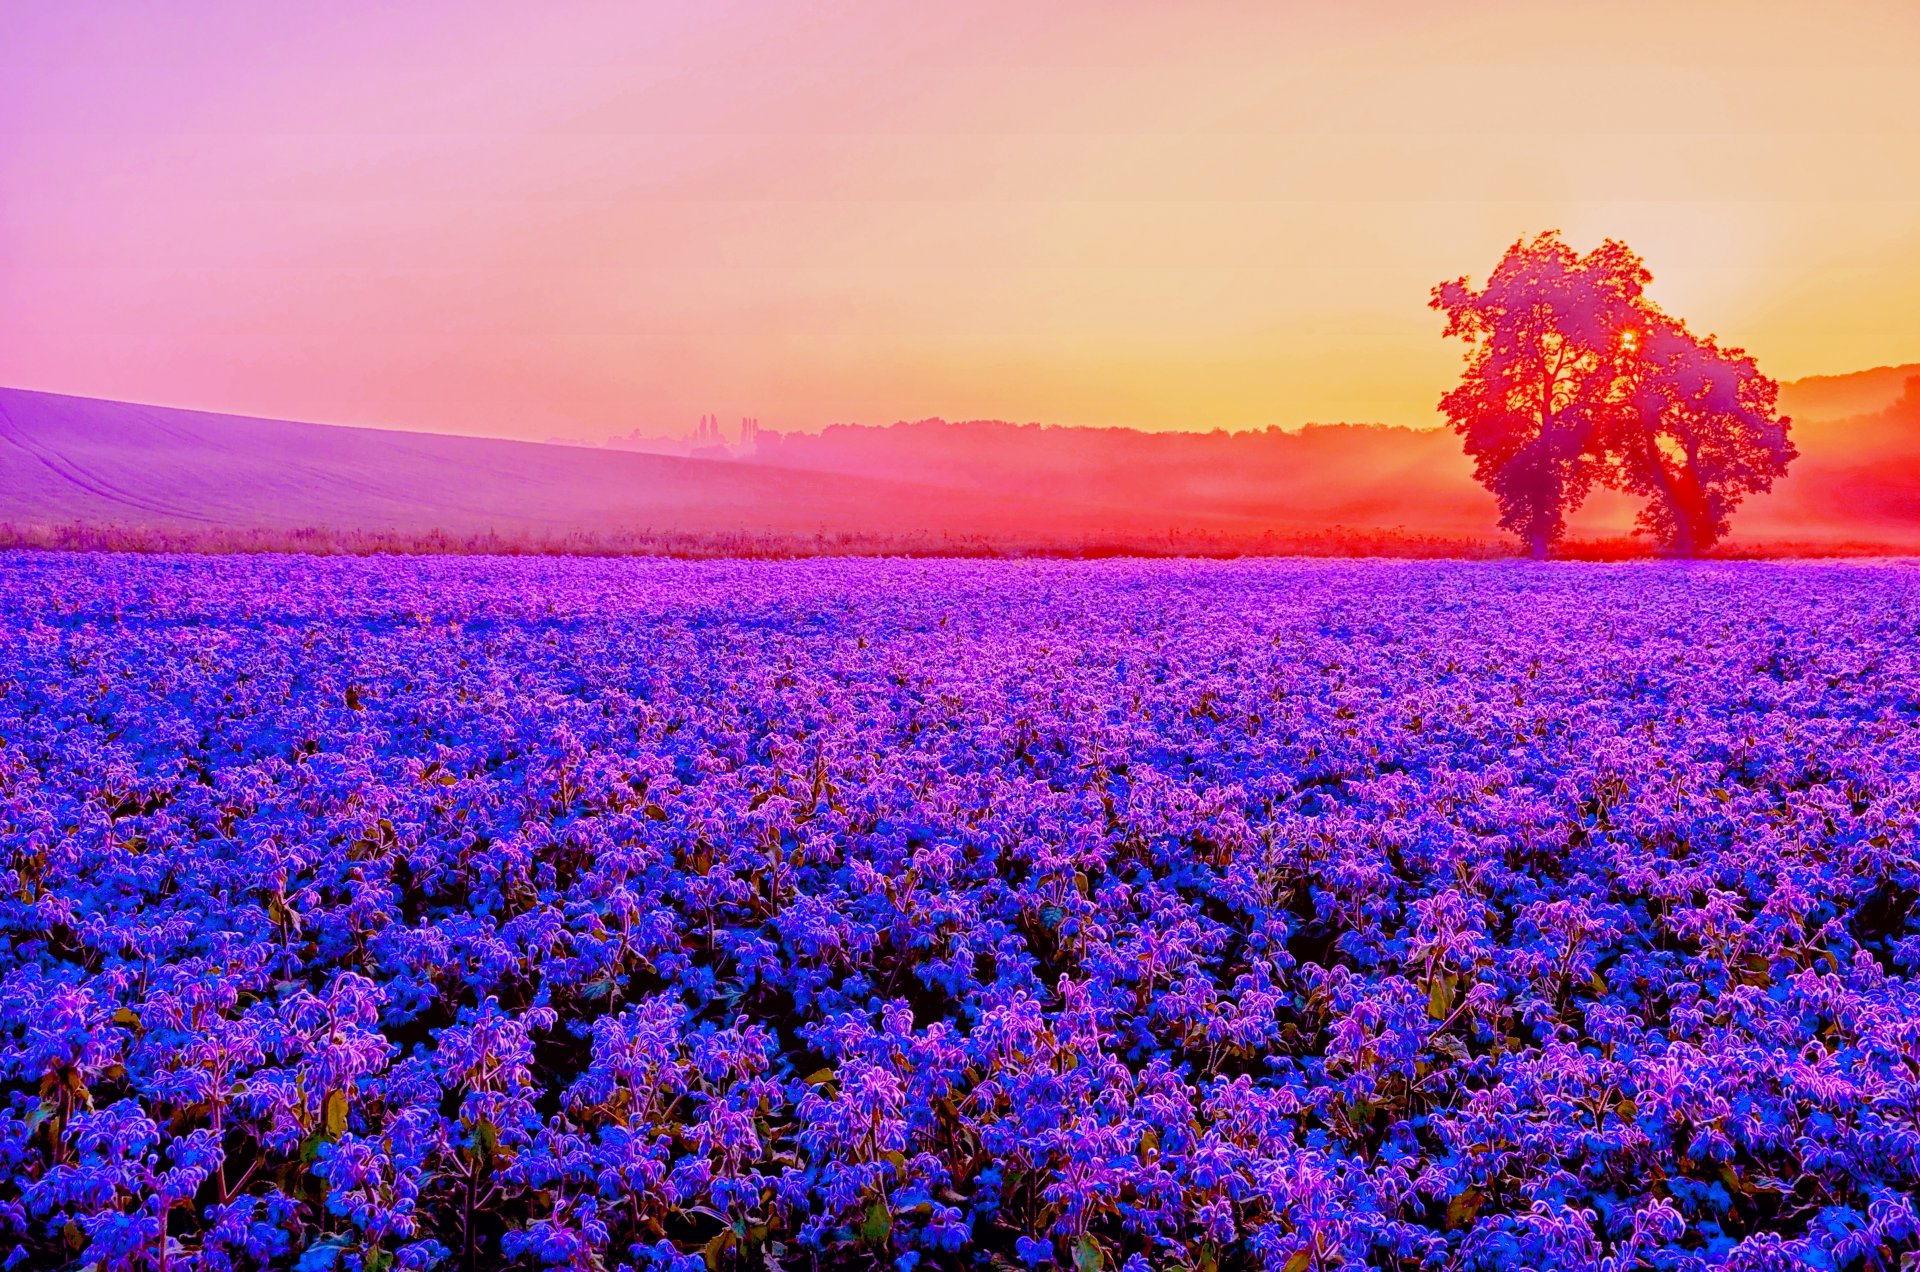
(1602, 314), (1796, 555)
(1431, 233), (1650, 558)
(1434, 232), (1794, 557)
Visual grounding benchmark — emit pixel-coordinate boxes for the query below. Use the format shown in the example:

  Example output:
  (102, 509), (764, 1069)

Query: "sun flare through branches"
(1433, 233), (1796, 558)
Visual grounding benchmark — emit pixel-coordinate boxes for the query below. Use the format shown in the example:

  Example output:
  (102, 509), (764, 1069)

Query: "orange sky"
(4, 1), (1919, 440)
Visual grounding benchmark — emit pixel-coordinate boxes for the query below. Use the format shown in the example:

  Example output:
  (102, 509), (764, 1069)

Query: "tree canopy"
(1433, 233), (1795, 556)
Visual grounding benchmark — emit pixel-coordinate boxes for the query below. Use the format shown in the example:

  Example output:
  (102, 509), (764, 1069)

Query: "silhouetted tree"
(1435, 232), (1793, 557)
(1603, 315), (1795, 555)
(1432, 234), (1648, 557)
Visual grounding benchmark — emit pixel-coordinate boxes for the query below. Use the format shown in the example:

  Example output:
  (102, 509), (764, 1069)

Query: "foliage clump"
(1435, 233), (1795, 557)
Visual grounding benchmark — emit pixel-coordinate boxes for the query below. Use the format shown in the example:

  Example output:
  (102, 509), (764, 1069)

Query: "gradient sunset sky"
(5, 1), (1919, 441)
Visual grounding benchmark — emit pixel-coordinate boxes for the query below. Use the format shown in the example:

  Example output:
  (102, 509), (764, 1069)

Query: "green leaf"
(323, 1089), (348, 1137)
(859, 1199), (892, 1246)
(1426, 972), (1457, 1021)
(1446, 1186), (1486, 1229)
(1073, 1234), (1105, 1272)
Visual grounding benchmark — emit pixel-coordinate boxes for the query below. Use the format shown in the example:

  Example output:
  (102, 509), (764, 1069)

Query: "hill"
(0, 387), (1126, 551)
(1760, 373), (1920, 533)
(2, 365), (1916, 556)
(751, 360), (1920, 549)
(758, 420), (1497, 535)
(0, 386), (1462, 556)
(1778, 362), (1920, 423)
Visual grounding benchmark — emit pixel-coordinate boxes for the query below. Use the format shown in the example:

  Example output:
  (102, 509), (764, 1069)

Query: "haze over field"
(0, 387), (1144, 550)
(3, 364), (1915, 553)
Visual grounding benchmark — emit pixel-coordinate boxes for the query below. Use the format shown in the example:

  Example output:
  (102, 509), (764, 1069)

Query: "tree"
(1434, 232), (1795, 557)
(1431, 233), (1650, 558)
(1602, 315), (1795, 556)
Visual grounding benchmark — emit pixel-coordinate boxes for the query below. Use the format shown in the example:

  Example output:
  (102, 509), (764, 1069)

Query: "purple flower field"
(3, 554), (1918, 1271)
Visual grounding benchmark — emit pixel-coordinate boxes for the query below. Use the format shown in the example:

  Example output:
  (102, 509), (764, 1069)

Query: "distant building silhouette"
(680, 413), (762, 451)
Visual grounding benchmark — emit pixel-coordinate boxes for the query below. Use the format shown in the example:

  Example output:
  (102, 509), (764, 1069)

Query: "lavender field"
(3, 554), (1918, 1271)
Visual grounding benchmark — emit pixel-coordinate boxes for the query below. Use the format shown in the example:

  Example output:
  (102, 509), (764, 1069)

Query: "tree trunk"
(1639, 432), (1703, 558)
(1678, 459), (1715, 555)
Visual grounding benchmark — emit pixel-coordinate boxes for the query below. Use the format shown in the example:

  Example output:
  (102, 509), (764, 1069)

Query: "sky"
(4, 0), (1920, 441)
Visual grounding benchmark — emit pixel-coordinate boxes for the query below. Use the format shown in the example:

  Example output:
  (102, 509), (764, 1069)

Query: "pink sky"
(5, 1), (1919, 441)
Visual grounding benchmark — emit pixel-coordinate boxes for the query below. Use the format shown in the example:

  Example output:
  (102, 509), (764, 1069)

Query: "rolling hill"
(1, 367), (1915, 555)
(1778, 362), (1920, 423)
(0, 387), (1347, 555)
(751, 366), (1920, 550)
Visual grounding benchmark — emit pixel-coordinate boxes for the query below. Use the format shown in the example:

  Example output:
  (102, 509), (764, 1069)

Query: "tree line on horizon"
(1434, 232), (1796, 558)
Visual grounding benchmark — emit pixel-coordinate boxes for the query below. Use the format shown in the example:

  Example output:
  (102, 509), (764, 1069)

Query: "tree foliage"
(1434, 232), (1795, 556)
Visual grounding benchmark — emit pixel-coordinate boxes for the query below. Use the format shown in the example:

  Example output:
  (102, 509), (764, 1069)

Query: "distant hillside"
(0, 387), (1154, 548)
(0, 386), (1463, 556)
(759, 421), (1498, 535)
(1764, 374), (1920, 531)
(1779, 363), (1920, 422)
(752, 374), (1920, 549)
(2, 366), (1915, 557)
